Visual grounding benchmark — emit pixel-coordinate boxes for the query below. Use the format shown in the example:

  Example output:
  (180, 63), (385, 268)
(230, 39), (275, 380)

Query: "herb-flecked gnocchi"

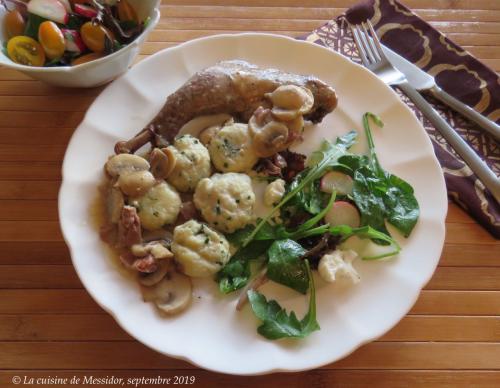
(193, 173), (256, 233)
(171, 220), (230, 277)
(131, 182), (181, 231)
(208, 123), (259, 173)
(166, 135), (212, 192)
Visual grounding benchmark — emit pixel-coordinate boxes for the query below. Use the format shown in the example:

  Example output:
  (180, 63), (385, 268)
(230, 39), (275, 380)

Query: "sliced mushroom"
(267, 85), (314, 121)
(252, 121), (290, 158)
(142, 229), (173, 244)
(150, 148), (176, 179)
(105, 185), (125, 224)
(138, 259), (172, 286)
(248, 107), (273, 138)
(286, 115), (305, 134)
(117, 170), (156, 197)
(178, 113), (233, 138)
(142, 271), (192, 315)
(199, 124), (222, 146)
(105, 154), (150, 178)
(131, 241), (173, 260)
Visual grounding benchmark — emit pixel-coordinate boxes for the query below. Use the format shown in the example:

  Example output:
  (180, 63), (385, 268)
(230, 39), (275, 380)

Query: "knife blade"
(382, 45), (500, 140)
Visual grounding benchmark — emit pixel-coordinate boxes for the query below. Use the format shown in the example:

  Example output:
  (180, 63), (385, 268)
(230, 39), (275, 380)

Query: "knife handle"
(398, 81), (500, 202)
(430, 85), (500, 140)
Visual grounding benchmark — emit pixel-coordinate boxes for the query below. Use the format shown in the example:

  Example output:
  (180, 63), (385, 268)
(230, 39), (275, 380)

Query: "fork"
(350, 20), (500, 202)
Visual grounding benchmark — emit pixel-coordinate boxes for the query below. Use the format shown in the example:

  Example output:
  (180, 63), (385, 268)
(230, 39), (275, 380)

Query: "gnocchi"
(208, 123), (259, 173)
(166, 135), (212, 192)
(171, 220), (230, 277)
(132, 182), (182, 230)
(193, 173), (255, 233)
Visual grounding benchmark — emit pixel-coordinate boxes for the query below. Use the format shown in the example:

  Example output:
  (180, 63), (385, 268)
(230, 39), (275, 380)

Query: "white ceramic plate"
(59, 33), (447, 375)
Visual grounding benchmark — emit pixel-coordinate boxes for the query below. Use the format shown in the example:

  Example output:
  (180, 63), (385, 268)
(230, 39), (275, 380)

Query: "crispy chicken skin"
(148, 60), (338, 141)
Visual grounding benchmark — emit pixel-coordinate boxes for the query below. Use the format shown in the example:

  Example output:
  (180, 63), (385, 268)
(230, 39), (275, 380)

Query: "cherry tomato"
(80, 21), (114, 53)
(71, 52), (103, 66)
(4, 9), (26, 39)
(7, 36), (45, 66)
(117, 0), (138, 23)
(38, 21), (65, 60)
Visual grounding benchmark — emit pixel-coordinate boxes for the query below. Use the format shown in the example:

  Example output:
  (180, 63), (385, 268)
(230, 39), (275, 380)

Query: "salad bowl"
(0, 0), (160, 87)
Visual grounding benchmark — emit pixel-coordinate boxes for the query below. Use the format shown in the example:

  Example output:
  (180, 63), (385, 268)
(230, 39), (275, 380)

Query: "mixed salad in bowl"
(1, 0), (149, 67)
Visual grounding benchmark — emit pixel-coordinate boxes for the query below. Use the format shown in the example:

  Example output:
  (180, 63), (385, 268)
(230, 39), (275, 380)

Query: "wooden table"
(1, 1), (499, 387)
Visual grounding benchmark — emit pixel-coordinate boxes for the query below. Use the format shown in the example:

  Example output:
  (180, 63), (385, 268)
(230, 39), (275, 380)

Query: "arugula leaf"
(225, 225), (255, 247)
(291, 224), (401, 260)
(292, 191), (336, 235)
(267, 240), (308, 294)
(216, 240), (272, 294)
(24, 14), (48, 40)
(352, 166), (390, 237)
(247, 260), (320, 340)
(287, 174), (327, 215)
(337, 154), (369, 176)
(331, 225), (400, 259)
(351, 113), (419, 238)
(384, 175), (420, 236)
(65, 13), (86, 30)
(243, 131), (357, 246)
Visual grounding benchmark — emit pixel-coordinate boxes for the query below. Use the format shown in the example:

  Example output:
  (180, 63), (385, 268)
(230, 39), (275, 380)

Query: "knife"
(383, 46), (500, 140)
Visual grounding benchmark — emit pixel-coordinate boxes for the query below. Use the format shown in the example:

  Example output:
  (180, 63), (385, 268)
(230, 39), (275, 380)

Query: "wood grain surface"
(0, 0), (499, 387)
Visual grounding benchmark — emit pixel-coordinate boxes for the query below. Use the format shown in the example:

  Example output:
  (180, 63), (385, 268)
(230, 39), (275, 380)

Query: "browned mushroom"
(267, 85), (314, 121)
(117, 170), (156, 197)
(105, 154), (150, 178)
(114, 128), (155, 154)
(149, 148), (176, 179)
(252, 121), (290, 158)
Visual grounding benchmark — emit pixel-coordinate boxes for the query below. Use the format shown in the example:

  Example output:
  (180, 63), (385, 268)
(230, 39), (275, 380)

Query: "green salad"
(218, 113), (420, 340)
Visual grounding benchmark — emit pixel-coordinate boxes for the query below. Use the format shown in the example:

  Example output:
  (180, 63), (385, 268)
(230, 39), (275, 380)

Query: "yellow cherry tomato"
(117, 0), (138, 23)
(38, 21), (65, 60)
(7, 36), (45, 67)
(4, 9), (26, 39)
(71, 52), (104, 66)
(80, 21), (114, 53)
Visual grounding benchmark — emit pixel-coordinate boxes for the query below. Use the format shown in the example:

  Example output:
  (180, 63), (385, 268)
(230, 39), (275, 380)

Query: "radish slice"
(74, 4), (98, 18)
(324, 201), (361, 228)
(58, 0), (71, 12)
(27, 0), (69, 24)
(320, 171), (354, 196)
(61, 28), (86, 53)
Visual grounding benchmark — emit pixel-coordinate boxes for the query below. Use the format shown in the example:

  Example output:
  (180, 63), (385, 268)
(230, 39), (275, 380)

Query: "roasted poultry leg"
(116, 60), (338, 151)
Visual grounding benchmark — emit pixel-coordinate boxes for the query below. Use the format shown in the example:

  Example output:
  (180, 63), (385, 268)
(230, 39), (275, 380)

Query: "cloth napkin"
(298, 0), (500, 238)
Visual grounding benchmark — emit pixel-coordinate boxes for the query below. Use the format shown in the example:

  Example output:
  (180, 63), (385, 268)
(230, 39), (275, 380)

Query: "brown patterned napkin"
(298, 0), (500, 238)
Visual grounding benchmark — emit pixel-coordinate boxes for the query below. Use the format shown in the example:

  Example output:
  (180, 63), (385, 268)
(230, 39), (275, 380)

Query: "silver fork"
(350, 20), (500, 202)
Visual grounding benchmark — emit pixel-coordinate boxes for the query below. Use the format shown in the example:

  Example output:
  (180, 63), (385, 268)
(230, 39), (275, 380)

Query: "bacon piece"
(119, 251), (158, 273)
(117, 206), (142, 247)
